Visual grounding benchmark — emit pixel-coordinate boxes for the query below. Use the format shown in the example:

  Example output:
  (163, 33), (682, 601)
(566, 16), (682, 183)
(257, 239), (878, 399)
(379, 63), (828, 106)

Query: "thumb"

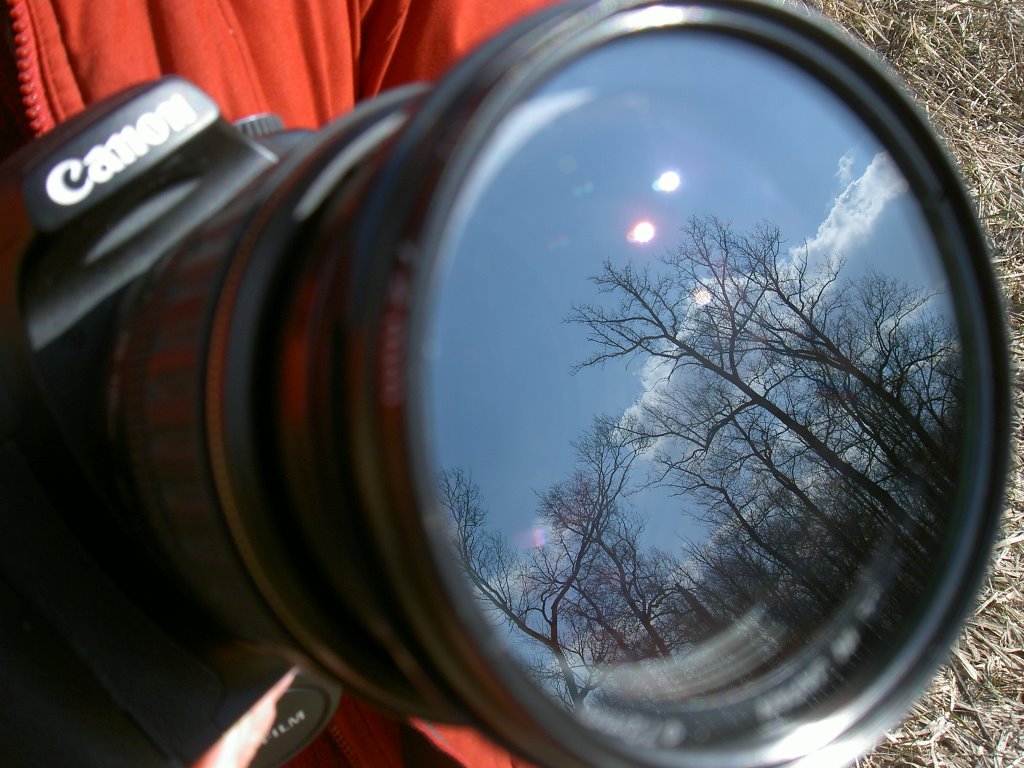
(193, 668), (299, 768)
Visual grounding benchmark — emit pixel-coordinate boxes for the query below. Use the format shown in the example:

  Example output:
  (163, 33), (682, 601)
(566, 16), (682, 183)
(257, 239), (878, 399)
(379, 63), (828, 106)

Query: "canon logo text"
(45, 93), (199, 206)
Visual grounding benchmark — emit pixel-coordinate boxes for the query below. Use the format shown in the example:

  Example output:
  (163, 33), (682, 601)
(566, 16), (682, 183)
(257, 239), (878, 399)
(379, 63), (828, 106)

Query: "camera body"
(0, 78), (343, 767)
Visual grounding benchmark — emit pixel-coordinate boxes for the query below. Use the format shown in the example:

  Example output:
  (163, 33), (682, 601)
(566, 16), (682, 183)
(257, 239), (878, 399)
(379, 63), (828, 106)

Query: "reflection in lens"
(627, 220), (657, 243)
(653, 170), (682, 193)
(423, 30), (960, 750)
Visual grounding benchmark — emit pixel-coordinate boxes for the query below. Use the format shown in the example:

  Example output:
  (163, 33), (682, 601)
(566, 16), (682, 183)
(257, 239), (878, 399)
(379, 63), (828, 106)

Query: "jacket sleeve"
(1, 0), (560, 162)
(282, 695), (537, 768)
(355, 0), (557, 98)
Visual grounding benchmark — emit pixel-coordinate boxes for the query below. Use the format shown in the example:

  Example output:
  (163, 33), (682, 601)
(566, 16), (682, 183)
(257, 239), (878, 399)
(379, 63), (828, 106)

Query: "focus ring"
(109, 198), (282, 638)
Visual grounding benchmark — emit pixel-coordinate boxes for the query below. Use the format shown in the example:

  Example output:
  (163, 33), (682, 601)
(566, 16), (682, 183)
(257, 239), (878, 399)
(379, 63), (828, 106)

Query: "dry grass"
(794, 1), (1024, 765)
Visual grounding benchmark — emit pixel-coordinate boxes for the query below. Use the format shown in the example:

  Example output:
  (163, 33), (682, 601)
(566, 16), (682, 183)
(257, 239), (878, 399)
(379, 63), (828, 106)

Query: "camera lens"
(419, 25), (967, 761)
(109, 2), (1006, 767)
(345, 5), (1004, 767)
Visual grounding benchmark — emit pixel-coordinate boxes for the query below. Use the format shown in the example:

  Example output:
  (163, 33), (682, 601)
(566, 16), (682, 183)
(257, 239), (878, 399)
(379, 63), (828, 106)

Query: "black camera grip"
(0, 439), (279, 766)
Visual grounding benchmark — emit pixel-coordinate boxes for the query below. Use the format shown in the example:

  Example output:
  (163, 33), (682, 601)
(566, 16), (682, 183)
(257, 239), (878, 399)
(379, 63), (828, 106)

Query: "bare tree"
(441, 216), (960, 709)
(442, 417), (723, 707)
(569, 215), (960, 635)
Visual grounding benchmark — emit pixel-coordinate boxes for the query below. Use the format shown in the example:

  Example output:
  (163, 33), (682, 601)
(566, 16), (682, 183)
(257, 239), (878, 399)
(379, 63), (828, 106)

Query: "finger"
(193, 668), (300, 768)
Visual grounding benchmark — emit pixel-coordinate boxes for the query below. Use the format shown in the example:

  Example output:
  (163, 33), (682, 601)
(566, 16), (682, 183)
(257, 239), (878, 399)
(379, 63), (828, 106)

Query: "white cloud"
(618, 151), (910, 460)
(794, 151), (908, 263)
(617, 347), (677, 458)
(835, 150), (855, 187)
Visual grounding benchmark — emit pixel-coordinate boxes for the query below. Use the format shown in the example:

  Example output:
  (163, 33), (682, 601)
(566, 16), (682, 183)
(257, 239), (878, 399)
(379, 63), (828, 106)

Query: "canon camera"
(0, 2), (1009, 767)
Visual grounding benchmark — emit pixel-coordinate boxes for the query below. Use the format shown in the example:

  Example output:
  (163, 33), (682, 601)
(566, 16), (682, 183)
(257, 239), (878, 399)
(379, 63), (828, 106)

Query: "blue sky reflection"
(423, 33), (945, 568)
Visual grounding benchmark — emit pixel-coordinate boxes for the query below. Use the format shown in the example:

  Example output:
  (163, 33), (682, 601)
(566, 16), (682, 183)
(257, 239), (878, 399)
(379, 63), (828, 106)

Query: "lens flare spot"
(628, 220), (656, 244)
(692, 287), (713, 306)
(547, 233), (570, 251)
(515, 525), (549, 549)
(653, 170), (681, 192)
(573, 181), (596, 197)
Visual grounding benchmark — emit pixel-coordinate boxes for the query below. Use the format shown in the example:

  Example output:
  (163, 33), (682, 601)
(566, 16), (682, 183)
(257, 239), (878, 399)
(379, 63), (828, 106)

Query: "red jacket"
(1, 0), (554, 158)
(1, 0), (553, 765)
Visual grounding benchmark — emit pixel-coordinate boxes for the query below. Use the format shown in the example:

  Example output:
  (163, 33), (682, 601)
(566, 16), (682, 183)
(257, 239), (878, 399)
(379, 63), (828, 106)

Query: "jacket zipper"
(7, 0), (51, 136)
(325, 722), (360, 768)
